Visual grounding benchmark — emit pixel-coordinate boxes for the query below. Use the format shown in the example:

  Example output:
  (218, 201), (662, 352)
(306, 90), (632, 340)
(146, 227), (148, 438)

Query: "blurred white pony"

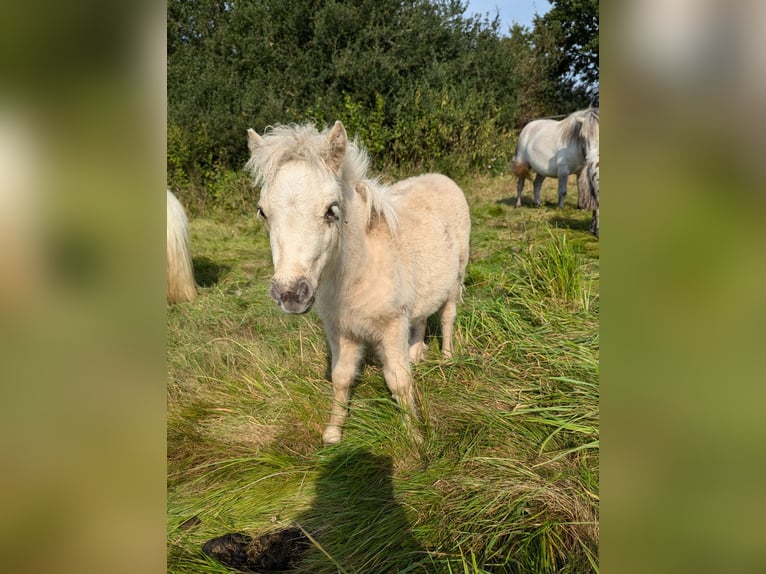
(246, 121), (471, 444)
(167, 189), (197, 304)
(511, 107), (599, 209)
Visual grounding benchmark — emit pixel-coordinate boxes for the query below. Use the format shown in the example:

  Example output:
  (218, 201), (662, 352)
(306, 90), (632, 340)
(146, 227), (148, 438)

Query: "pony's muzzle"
(270, 277), (315, 314)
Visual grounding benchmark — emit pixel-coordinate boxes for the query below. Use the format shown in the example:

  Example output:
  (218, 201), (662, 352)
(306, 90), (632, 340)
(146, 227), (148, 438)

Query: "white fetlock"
(322, 426), (342, 445)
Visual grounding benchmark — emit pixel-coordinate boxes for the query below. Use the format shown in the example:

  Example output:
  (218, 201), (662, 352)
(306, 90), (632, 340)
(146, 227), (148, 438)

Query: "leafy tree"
(530, 0), (599, 106)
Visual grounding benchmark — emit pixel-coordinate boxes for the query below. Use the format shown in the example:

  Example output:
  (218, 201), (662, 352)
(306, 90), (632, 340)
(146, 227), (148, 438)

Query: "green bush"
(167, 0), (597, 212)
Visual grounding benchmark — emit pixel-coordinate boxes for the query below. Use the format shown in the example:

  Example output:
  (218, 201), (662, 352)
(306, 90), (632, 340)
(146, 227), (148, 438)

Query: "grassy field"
(167, 173), (599, 573)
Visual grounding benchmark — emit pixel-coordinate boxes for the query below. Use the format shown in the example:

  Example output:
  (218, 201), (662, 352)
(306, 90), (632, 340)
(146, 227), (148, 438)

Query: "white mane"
(560, 107), (599, 149)
(245, 122), (399, 234)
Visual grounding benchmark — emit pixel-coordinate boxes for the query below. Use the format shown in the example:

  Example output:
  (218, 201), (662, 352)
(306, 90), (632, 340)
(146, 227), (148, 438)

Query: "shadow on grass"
(497, 195), (558, 208)
(201, 447), (428, 572)
(496, 196), (517, 207)
(295, 447), (428, 572)
(496, 196), (566, 209)
(548, 213), (592, 232)
(193, 256), (230, 287)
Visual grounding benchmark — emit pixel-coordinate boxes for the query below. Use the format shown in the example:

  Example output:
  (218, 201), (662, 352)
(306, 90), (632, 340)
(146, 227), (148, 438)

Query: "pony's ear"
(247, 128), (262, 156)
(324, 120), (347, 173)
(354, 182), (367, 201)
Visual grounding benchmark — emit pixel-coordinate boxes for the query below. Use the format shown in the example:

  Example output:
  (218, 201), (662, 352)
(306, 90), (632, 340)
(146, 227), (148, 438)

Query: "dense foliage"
(168, 0), (598, 203)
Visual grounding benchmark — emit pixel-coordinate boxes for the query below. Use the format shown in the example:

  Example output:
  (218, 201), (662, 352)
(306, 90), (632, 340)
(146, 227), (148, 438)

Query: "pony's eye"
(256, 206), (267, 221)
(324, 202), (340, 223)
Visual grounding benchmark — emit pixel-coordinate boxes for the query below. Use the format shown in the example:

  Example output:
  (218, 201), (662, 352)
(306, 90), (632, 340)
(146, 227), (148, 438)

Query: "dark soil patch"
(202, 526), (309, 572)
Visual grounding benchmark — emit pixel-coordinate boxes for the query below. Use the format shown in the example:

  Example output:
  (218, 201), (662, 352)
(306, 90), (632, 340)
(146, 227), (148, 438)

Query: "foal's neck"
(334, 181), (380, 276)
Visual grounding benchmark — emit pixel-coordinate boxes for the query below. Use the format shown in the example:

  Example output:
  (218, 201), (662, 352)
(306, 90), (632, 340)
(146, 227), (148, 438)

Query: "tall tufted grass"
(168, 174), (599, 573)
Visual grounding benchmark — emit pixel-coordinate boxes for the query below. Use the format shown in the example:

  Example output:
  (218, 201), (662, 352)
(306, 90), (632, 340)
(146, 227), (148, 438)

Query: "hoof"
(322, 426), (342, 445)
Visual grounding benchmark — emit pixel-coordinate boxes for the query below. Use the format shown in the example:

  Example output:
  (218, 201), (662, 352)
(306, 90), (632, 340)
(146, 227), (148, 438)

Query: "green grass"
(168, 174), (599, 573)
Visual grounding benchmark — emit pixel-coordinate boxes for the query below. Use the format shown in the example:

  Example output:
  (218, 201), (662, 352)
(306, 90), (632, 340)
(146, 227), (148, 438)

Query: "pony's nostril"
(296, 279), (312, 301)
(269, 282), (281, 303)
(270, 278), (313, 310)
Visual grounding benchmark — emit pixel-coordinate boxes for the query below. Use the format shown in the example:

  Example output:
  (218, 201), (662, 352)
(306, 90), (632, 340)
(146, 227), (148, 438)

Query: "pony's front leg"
(322, 333), (363, 445)
(533, 174), (545, 207)
(556, 172), (569, 208)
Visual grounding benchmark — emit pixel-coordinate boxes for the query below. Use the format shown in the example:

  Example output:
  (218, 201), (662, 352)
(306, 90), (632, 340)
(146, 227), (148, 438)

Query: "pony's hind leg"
(437, 297), (458, 359)
(408, 319), (427, 363)
(322, 333), (363, 445)
(533, 174), (545, 207)
(515, 174), (526, 208)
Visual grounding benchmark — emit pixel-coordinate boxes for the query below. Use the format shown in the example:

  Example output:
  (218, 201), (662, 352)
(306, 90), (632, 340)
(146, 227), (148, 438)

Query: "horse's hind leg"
(322, 333), (363, 445)
(533, 174), (545, 207)
(515, 174), (525, 208)
(438, 296), (458, 359)
(408, 319), (427, 363)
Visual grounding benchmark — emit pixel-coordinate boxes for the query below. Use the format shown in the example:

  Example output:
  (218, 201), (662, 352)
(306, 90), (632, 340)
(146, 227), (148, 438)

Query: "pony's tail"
(510, 157), (531, 180)
(167, 190), (197, 304)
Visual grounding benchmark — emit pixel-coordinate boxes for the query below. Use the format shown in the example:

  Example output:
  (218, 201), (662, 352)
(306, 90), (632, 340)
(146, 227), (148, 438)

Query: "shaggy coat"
(246, 121), (470, 444)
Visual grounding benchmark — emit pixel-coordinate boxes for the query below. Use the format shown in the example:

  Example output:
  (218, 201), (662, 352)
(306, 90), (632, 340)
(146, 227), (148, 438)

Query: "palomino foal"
(246, 121), (470, 444)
